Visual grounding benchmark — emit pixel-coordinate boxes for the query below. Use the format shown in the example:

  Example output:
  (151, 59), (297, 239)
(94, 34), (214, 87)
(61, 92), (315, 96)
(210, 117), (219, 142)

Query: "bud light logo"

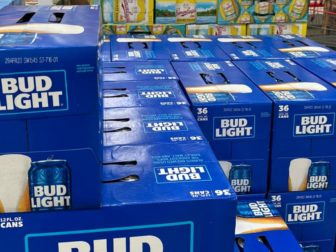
(0, 71), (68, 115)
(144, 121), (188, 133)
(294, 113), (335, 137)
(213, 116), (255, 139)
(138, 91), (175, 99)
(286, 202), (325, 223)
(24, 222), (193, 252)
(154, 165), (211, 183)
(136, 67), (167, 75)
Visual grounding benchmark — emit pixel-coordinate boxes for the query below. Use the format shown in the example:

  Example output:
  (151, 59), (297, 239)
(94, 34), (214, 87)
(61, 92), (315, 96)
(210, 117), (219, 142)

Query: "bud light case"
(0, 142), (237, 252)
(268, 190), (336, 252)
(216, 35), (288, 60)
(235, 59), (336, 193)
(172, 61), (272, 195)
(107, 35), (172, 61)
(261, 35), (336, 59)
(165, 35), (229, 61)
(102, 80), (189, 108)
(103, 106), (205, 146)
(102, 61), (178, 83)
(234, 200), (303, 252)
(294, 58), (336, 88)
(0, 6), (102, 209)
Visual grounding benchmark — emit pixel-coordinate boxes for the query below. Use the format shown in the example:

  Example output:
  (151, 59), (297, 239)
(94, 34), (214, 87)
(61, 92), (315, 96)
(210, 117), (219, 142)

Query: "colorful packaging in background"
(103, 24), (186, 35)
(217, 0), (253, 25)
(155, 0), (217, 24)
(0, 5), (102, 211)
(97, 0), (154, 24)
(294, 58), (336, 87)
(235, 59), (336, 193)
(217, 0), (308, 25)
(247, 23), (307, 36)
(186, 24), (247, 35)
(234, 200), (303, 252)
(173, 61), (272, 194)
(268, 191), (336, 252)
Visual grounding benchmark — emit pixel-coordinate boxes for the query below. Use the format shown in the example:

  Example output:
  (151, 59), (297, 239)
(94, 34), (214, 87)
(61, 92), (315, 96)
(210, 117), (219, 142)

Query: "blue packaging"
(106, 35), (171, 61)
(235, 59), (336, 193)
(268, 190), (336, 252)
(216, 35), (288, 60)
(173, 61), (272, 194)
(234, 200), (303, 252)
(102, 61), (178, 82)
(0, 142), (237, 252)
(166, 35), (229, 61)
(102, 80), (189, 108)
(294, 58), (336, 88)
(103, 106), (205, 146)
(0, 5), (101, 210)
(261, 35), (336, 59)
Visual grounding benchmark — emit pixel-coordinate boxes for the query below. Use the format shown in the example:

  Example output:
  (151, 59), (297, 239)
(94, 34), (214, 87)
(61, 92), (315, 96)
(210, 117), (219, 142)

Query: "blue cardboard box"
(295, 58), (336, 88)
(0, 142), (237, 252)
(102, 61), (178, 83)
(102, 80), (188, 108)
(173, 61), (272, 194)
(0, 5), (101, 210)
(103, 106), (206, 146)
(235, 59), (336, 193)
(166, 35), (229, 61)
(235, 200), (303, 252)
(216, 36), (287, 60)
(268, 190), (336, 252)
(261, 35), (336, 59)
(106, 35), (172, 61)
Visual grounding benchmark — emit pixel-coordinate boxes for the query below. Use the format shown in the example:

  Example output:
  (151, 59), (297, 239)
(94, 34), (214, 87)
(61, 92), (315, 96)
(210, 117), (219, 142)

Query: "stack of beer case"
(98, 34), (240, 252)
(225, 35), (336, 252)
(0, 7), (239, 252)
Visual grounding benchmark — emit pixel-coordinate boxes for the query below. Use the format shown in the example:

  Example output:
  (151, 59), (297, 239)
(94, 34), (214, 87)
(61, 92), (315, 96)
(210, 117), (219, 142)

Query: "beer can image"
(28, 160), (71, 211)
(0, 33), (37, 46)
(229, 164), (252, 194)
(307, 161), (330, 191)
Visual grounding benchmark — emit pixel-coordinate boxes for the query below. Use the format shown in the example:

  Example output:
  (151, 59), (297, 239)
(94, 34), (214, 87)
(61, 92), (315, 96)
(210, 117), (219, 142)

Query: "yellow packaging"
(219, 0), (240, 22)
(247, 23), (307, 36)
(186, 24), (246, 35)
(288, 0), (308, 22)
(176, 0), (197, 23)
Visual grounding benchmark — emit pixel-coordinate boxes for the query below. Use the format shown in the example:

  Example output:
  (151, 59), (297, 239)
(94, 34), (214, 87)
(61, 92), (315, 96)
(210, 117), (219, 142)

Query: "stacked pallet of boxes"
(96, 0), (309, 36)
(0, 6), (239, 251)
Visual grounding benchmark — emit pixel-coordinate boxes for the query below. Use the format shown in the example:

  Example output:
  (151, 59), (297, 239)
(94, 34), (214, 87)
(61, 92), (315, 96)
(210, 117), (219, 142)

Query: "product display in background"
(217, 0), (308, 25)
(173, 61), (272, 195)
(235, 59), (336, 193)
(186, 24), (247, 35)
(103, 23), (186, 35)
(235, 200), (303, 252)
(155, 0), (217, 24)
(0, 5), (101, 210)
(98, 0), (154, 24)
(247, 23), (307, 36)
(269, 190), (336, 252)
